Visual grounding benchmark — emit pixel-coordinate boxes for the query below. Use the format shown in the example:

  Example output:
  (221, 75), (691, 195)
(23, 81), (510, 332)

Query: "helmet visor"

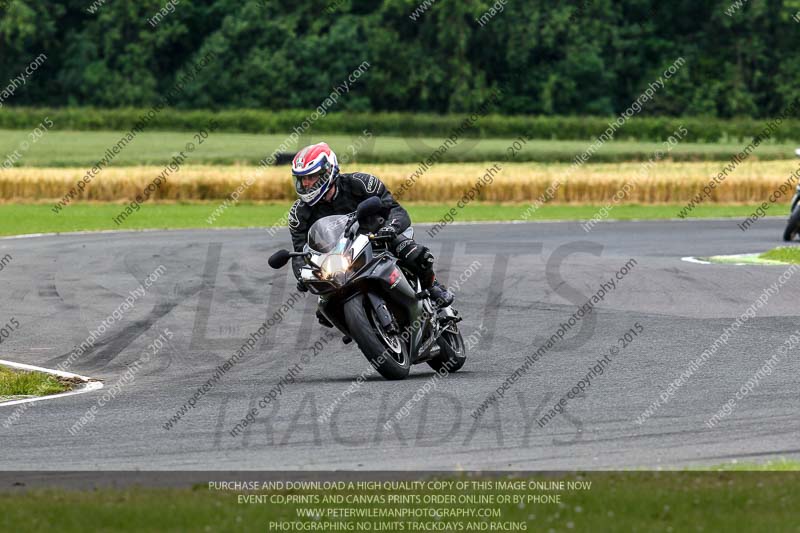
(294, 169), (328, 196)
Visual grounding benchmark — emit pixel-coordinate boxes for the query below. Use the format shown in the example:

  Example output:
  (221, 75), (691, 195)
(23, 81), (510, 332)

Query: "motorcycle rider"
(287, 142), (454, 311)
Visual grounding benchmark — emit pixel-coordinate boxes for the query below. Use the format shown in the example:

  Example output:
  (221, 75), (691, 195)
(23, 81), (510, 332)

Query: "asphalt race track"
(1, 219), (798, 471)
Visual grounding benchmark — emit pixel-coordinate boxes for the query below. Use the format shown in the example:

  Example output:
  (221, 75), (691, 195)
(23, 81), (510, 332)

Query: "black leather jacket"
(288, 172), (411, 279)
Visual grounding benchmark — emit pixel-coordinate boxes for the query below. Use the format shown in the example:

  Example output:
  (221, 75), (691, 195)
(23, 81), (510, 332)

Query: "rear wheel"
(344, 293), (410, 380)
(783, 205), (800, 241)
(427, 326), (466, 374)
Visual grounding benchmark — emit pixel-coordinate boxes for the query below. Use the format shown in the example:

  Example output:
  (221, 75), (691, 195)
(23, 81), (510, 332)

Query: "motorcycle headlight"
(320, 254), (350, 279)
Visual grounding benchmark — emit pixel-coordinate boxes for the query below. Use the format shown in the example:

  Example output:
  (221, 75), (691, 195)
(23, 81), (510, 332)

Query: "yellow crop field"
(1, 160), (797, 204)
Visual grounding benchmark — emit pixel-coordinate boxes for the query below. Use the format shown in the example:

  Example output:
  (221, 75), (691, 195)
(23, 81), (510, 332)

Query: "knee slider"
(418, 249), (435, 271)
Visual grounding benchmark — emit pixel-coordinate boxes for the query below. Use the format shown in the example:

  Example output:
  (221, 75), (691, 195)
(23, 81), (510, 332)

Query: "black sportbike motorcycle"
(783, 148), (800, 241)
(268, 197), (466, 380)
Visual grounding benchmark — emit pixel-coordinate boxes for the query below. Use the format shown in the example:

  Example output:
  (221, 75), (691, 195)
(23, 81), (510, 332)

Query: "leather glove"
(377, 225), (398, 239)
(296, 279), (309, 292)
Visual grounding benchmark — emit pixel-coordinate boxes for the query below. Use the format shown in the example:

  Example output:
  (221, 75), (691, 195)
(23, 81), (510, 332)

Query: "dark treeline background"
(1, 0), (800, 118)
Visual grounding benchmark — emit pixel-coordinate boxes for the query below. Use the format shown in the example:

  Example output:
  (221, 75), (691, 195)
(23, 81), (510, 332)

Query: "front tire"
(344, 293), (410, 380)
(783, 205), (800, 241)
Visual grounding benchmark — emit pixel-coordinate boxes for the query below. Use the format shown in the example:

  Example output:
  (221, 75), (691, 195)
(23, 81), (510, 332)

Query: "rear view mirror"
(268, 249), (292, 269)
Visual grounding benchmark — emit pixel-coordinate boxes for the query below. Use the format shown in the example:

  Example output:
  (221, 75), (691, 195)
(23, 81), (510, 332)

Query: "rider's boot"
(428, 279), (454, 308)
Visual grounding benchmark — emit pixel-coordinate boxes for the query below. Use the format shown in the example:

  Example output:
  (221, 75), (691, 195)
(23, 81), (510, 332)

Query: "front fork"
(367, 292), (398, 333)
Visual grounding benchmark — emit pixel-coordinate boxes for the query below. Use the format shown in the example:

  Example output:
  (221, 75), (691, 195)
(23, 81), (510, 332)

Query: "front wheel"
(783, 205), (800, 241)
(344, 293), (410, 380)
(427, 326), (466, 374)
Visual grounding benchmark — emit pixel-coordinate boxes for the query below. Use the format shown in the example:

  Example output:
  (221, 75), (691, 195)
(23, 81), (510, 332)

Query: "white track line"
(681, 256), (711, 265)
(0, 359), (102, 407)
(682, 253), (790, 266)
(0, 228), (168, 241)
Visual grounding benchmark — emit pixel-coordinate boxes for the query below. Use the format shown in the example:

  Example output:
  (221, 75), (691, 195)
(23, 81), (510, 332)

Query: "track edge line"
(0, 359), (103, 408)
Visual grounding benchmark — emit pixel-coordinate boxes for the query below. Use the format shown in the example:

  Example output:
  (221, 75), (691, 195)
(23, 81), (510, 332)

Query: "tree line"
(1, 0), (799, 118)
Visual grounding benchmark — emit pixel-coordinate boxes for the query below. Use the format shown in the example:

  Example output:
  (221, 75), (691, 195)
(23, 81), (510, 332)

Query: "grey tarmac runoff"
(0, 218), (798, 470)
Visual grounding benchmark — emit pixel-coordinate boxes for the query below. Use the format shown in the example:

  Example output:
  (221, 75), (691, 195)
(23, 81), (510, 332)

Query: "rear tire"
(783, 205), (800, 241)
(344, 293), (410, 380)
(427, 327), (466, 374)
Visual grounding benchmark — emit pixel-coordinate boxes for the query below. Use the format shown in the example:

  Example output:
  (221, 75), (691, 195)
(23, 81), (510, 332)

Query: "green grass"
(0, 366), (70, 398)
(2, 129), (798, 167)
(1, 472), (799, 532)
(0, 202), (764, 236)
(706, 459), (800, 471)
(760, 246), (800, 264)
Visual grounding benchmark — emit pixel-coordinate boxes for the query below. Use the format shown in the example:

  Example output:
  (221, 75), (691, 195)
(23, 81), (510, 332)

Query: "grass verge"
(760, 246), (800, 264)
(2, 129), (798, 166)
(706, 459), (800, 471)
(0, 472), (798, 532)
(0, 202), (764, 236)
(0, 365), (71, 399)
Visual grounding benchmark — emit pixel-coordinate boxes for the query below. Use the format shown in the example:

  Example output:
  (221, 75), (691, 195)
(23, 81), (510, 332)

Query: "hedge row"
(2, 107), (800, 143)
(18, 151), (797, 168)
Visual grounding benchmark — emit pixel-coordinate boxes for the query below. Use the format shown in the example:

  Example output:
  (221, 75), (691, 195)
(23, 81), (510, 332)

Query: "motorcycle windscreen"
(307, 214), (349, 253)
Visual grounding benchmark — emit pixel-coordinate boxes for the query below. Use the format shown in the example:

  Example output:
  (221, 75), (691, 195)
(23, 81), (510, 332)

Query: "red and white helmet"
(291, 142), (339, 206)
